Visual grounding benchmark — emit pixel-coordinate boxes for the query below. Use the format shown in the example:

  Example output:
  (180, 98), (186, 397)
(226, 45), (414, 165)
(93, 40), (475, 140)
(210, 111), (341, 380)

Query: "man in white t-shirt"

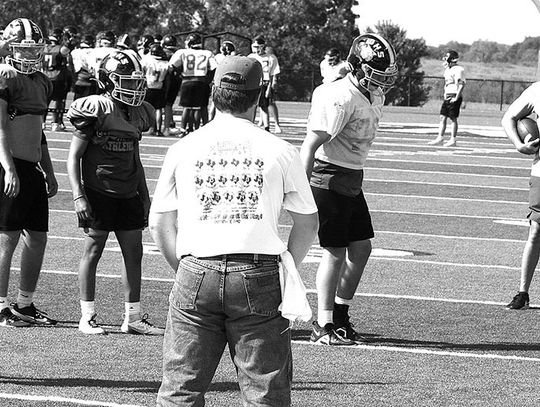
(301, 33), (398, 346)
(428, 50), (466, 147)
(150, 56), (318, 406)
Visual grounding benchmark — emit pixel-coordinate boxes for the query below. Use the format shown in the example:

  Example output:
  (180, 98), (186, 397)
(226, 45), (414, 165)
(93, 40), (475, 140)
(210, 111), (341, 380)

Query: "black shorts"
(166, 75), (181, 105)
(0, 159), (48, 232)
(258, 82), (275, 109)
(79, 187), (145, 231)
(440, 97), (463, 119)
(145, 88), (167, 109)
(311, 186), (374, 248)
(179, 80), (208, 108)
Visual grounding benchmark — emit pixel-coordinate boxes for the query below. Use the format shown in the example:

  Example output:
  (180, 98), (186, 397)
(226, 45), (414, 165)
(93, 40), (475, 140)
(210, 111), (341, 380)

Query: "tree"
(371, 21), (429, 106)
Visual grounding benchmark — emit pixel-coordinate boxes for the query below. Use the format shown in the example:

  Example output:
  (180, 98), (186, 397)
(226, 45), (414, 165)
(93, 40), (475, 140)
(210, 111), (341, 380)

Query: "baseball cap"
(214, 56), (263, 91)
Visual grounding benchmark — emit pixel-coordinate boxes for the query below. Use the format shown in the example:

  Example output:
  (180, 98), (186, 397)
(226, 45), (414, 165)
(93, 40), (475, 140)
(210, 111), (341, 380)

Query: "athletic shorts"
(0, 158), (48, 232)
(528, 176), (540, 224)
(440, 97), (463, 119)
(166, 75), (181, 105)
(311, 186), (374, 248)
(179, 80), (207, 108)
(258, 82), (275, 109)
(79, 187), (145, 232)
(145, 88), (167, 109)
(50, 70), (72, 101)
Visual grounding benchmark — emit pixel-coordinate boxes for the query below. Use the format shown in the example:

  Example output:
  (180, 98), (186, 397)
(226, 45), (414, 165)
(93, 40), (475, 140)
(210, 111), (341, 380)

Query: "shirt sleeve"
(307, 86), (348, 137)
(150, 144), (180, 214)
(282, 146), (317, 214)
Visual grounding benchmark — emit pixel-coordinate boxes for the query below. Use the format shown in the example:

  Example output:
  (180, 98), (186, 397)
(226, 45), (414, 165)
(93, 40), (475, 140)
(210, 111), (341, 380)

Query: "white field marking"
(365, 178), (527, 191)
(367, 156), (529, 170)
(365, 192), (526, 205)
(494, 219), (529, 227)
(0, 393), (143, 407)
(293, 341), (540, 363)
(366, 166), (527, 181)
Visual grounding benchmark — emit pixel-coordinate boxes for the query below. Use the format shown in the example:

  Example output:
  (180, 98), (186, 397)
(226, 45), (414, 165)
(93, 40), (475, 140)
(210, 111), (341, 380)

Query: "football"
(517, 117), (540, 143)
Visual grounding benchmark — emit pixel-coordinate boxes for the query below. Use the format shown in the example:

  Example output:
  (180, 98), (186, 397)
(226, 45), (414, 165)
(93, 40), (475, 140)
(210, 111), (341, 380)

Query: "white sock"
(317, 310), (333, 326)
(334, 296), (352, 306)
(80, 300), (96, 317)
(0, 296), (8, 311)
(125, 302), (141, 322)
(17, 290), (33, 308)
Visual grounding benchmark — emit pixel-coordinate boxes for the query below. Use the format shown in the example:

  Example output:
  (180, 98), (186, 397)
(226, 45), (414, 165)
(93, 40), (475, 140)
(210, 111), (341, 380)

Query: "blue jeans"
(157, 254), (291, 407)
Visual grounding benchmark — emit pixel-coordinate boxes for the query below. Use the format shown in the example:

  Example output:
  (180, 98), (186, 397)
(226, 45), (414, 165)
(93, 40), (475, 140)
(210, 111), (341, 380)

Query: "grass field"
(1, 103), (539, 406)
(421, 58), (537, 81)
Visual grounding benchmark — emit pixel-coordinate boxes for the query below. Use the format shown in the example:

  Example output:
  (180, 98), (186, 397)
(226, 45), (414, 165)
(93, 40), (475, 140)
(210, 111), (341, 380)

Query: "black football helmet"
(347, 33), (398, 93)
(96, 30), (116, 48)
(97, 50), (146, 106)
(443, 50), (459, 65)
(185, 33), (202, 49)
(3, 18), (45, 74)
(326, 48), (341, 66)
(117, 34), (132, 50)
(149, 43), (166, 60)
(220, 40), (236, 56)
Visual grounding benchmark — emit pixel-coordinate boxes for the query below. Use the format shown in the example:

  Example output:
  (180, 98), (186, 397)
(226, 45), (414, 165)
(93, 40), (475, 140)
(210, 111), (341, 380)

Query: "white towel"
(278, 251), (312, 322)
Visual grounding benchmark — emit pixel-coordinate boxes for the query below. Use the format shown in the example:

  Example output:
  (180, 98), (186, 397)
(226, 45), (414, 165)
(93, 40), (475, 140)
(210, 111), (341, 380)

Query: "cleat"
(310, 322), (355, 346)
(506, 292), (530, 310)
(428, 138), (444, 145)
(121, 313), (164, 335)
(333, 303), (366, 342)
(443, 139), (457, 147)
(0, 308), (31, 327)
(274, 125), (283, 134)
(11, 303), (57, 325)
(162, 128), (181, 137)
(79, 313), (106, 335)
(51, 123), (66, 132)
(335, 322), (366, 343)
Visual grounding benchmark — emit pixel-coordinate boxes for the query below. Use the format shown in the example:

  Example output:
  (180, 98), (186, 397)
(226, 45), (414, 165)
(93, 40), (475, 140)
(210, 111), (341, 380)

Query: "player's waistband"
(183, 253), (280, 262)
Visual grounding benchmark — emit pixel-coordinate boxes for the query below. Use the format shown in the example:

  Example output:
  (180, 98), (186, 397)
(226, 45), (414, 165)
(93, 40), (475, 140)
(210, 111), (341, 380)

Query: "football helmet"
(185, 33), (202, 49)
(326, 48), (341, 66)
(251, 36), (266, 54)
(347, 33), (398, 93)
(97, 50), (146, 106)
(220, 40), (236, 56)
(443, 50), (459, 65)
(149, 43), (166, 60)
(49, 28), (63, 43)
(162, 34), (177, 49)
(3, 18), (45, 74)
(137, 34), (154, 52)
(117, 34), (132, 50)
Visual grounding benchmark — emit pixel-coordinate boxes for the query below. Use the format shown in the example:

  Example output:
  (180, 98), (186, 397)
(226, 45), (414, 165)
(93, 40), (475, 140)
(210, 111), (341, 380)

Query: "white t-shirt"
(443, 65), (466, 98)
(248, 52), (280, 82)
(307, 73), (384, 170)
(150, 114), (317, 258)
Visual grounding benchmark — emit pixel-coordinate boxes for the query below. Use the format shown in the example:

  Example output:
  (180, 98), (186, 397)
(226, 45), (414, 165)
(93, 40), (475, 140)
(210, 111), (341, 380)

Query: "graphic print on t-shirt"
(194, 141), (264, 223)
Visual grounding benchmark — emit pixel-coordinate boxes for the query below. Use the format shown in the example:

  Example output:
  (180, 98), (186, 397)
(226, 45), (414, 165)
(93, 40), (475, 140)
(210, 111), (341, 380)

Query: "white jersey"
(248, 52), (280, 82)
(71, 45), (93, 74)
(443, 65), (466, 98)
(150, 114), (317, 258)
(169, 48), (216, 79)
(307, 73), (384, 170)
(87, 46), (116, 78)
(141, 54), (169, 89)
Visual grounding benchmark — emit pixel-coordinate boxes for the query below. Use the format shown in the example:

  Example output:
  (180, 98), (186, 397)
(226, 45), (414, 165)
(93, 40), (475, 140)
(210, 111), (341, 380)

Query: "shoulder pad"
(67, 95), (114, 130)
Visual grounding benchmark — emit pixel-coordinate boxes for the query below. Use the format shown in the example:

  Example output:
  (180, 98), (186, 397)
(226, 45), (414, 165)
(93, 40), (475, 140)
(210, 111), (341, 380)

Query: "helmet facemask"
(7, 40), (45, 74)
(359, 62), (398, 93)
(108, 71), (147, 106)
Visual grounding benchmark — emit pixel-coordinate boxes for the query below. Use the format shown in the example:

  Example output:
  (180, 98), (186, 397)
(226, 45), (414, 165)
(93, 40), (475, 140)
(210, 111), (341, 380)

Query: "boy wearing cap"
(151, 56), (318, 406)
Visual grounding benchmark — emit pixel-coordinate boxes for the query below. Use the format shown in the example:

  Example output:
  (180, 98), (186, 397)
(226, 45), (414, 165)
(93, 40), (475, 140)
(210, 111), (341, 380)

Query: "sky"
(354, 0), (540, 46)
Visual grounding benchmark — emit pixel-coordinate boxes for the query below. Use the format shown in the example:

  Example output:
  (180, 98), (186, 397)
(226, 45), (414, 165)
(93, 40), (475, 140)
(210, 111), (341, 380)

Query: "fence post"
(499, 80), (504, 111)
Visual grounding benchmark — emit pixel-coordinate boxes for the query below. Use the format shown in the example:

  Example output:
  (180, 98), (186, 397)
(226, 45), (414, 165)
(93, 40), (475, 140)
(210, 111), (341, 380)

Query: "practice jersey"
(87, 46), (116, 78)
(307, 73), (384, 170)
(71, 45), (94, 86)
(42, 43), (70, 81)
(66, 95), (155, 197)
(150, 114), (317, 258)
(141, 54), (169, 90)
(0, 66), (52, 162)
(248, 52), (280, 82)
(443, 65), (466, 98)
(169, 48), (216, 80)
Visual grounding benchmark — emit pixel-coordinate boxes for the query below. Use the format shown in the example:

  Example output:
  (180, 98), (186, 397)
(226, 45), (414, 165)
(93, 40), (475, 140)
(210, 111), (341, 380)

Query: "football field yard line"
(0, 392), (143, 407)
(368, 156), (529, 169)
(292, 341), (540, 363)
(366, 166), (527, 180)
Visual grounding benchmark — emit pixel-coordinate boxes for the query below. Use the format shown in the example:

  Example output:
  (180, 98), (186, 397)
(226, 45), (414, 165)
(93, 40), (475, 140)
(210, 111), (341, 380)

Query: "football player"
(66, 50), (163, 336)
(86, 30), (117, 84)
(42, 28), (72, 131)
(71, 34), (96, 100)
(320, 47), (350, 84)
(300, 33), (397, 345)
(169, 33), (216, 136)
(248, 36), (282, 133)
(428, 50), (466, 147)
(0, 18), (59, 328)
(141, 43), (170, 136)
(161, 34), (181, 136)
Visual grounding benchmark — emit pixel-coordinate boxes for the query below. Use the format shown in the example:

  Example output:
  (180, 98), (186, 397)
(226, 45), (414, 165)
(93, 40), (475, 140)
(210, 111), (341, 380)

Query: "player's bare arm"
(300, 129), (331, 178)
(0, 98), (19, 198)
(66, 136), (92, 220)
(39, 137), (58, 198)
(501, 94), (539, 154)
(148, 211), (179, 271)
(286, 210), (319, 267)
